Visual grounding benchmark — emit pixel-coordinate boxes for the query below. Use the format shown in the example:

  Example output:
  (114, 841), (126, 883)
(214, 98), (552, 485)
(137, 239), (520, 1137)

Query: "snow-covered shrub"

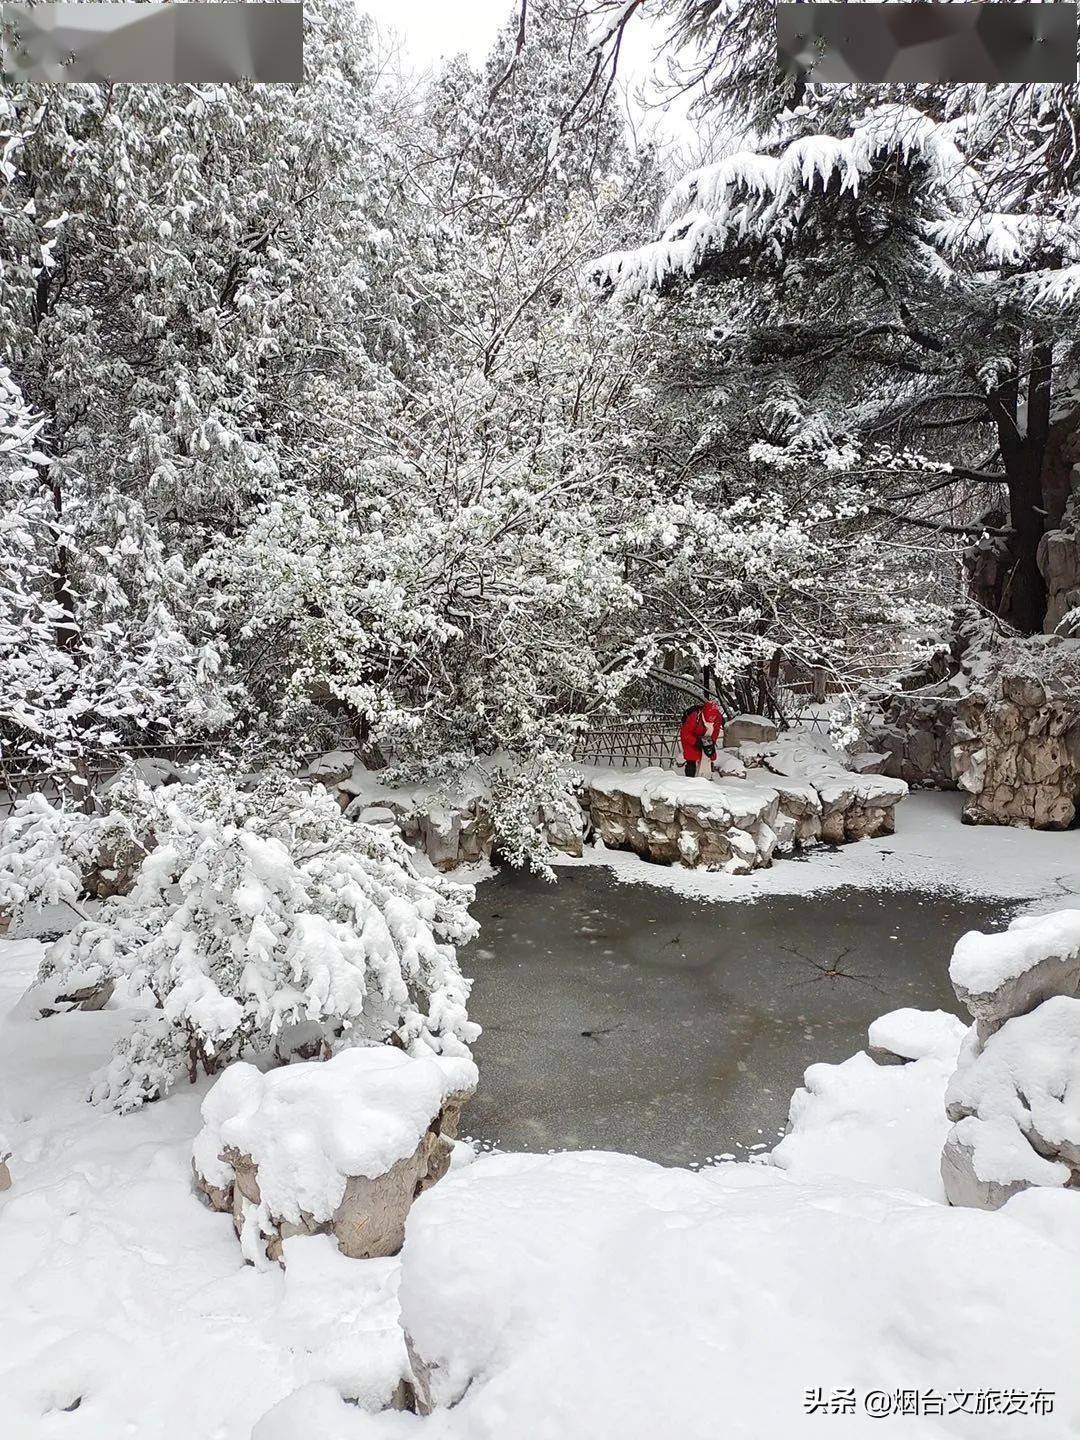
(28, 768), (479, 1111)
(486, 752), (584, 879)
(0, 790), (146, 922)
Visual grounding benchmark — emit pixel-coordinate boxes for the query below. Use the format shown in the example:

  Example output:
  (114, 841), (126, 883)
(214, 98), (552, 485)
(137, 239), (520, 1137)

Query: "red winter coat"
(679, 704), (723, 763)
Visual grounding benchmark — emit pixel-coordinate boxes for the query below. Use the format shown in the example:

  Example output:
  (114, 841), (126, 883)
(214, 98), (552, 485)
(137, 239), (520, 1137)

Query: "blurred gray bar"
(1, 3), (303, 82)
(777, 3), (1077, 82)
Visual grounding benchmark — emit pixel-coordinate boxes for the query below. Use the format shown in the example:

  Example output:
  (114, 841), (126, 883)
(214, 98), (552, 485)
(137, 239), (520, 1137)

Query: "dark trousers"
(684, 761), (697, 778)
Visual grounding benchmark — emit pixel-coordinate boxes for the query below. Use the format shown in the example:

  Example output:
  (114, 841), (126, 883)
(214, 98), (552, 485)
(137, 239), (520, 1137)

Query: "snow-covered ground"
(3, 801), (1080, 1437)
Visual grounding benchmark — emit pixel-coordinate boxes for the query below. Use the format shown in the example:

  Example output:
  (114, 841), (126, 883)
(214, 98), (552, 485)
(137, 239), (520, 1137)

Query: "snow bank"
(950, 909), (1080, 996)
(366, 1150), (1080, 1438)
(193, 1047), (478, 1224)
(772, 1008), (967, 1200)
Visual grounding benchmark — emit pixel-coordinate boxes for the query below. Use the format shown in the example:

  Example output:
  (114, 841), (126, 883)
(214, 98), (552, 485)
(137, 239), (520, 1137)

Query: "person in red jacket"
(679, 701), (724, 778)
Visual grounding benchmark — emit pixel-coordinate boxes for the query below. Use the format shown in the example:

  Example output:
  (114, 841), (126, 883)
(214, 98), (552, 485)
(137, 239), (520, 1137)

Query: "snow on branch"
(594, 105), (977, 298)
(8, 768), (480, 1112)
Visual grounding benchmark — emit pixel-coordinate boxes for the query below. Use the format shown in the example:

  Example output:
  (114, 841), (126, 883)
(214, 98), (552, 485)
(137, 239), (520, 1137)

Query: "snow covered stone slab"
(949, 909), (1080, 1038)
(386, 1151), (1080, 1436)
(192, 1047), (477, 1264)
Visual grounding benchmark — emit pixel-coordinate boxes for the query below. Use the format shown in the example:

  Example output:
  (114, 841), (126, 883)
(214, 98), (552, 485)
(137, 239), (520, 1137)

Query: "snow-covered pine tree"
(593, 20), (1080, 636)
(0, 0), (435, 773)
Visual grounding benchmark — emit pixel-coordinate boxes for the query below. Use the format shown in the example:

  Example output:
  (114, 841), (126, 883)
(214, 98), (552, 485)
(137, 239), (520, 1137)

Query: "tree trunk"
(987, 343), (1052, 634)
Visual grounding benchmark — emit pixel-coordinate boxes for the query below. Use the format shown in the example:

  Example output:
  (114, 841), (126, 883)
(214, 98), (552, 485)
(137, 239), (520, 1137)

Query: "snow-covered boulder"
(722, 713), (778, 746)
(16, 970), (116, 1019)
(773, 1008), (967, 1199)
(950, 910), (1080, 1040)
(942, 911), (1080, 1209)
(192, 1047), (477, 1264)
(300, 750), (360, 786)
(942, 997), (1080, 1209)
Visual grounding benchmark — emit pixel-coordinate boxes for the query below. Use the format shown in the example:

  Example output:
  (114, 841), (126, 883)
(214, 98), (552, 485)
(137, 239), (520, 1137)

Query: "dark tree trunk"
(987, 342), (1052, 634)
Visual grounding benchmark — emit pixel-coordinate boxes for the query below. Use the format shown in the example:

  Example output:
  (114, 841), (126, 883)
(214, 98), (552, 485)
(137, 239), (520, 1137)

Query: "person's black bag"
(701, 739), (717, 759)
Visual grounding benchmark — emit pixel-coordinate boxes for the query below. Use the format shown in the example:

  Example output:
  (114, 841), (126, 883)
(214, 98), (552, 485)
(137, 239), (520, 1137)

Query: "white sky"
(360, 0), (513, 67)
(358, 0), (699, 153)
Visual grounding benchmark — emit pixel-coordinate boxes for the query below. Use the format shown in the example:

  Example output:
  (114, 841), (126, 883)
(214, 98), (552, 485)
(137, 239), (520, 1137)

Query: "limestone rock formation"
(949, 909), (1080, 1042)
(578, 737), (903, 873)
(192, 1048), (477, 1265)
(302, 738), (904, 875)
(941, 911), (1080, 1210)
(958, 664), (1080, 829)
(869, 621), (1080, 829)
(1038, 509), (1080, 634)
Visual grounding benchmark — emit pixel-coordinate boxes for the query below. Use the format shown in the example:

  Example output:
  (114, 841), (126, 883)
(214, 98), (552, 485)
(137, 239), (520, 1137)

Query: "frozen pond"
(463, 867), (1011, 1167)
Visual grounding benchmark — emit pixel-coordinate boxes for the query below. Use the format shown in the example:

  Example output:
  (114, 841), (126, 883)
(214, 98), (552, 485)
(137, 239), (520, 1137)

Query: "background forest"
(3, 0), (1079, 847)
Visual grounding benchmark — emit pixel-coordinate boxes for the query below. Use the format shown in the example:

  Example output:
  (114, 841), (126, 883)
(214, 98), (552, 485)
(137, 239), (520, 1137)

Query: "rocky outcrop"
(302, 740), (904, 875)
(302, 754), (583, 871)
(957, 671), (1080, 829)
(579, 739), (904, 873)
(941, 910), (1080, 1210)
(582, 768), (782, 873)
(868, 623), (1080, 829)
(192, 1048), (477, 1265)
(870, 693), (970, 789)
(1038, 502), (1080, 635)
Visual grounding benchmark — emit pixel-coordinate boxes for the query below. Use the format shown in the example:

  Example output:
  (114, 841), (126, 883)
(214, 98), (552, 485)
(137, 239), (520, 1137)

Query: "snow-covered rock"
(871, 633), (1080, 828)
(773, 1008), (967, 1199)
(866, 1006), (968, 1066)
(582, 767), (781, 873)
(577, 739), (905, 873)
(192, 1047), (477, 1264)
(300, 750), (361, 785)
(722, 713), (778, 745)
(306, 739), (903, 875)
(942, 996), (1080, 1208)
(950, 909), (1080, 1039)
(943, 910), (1080, 1209)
